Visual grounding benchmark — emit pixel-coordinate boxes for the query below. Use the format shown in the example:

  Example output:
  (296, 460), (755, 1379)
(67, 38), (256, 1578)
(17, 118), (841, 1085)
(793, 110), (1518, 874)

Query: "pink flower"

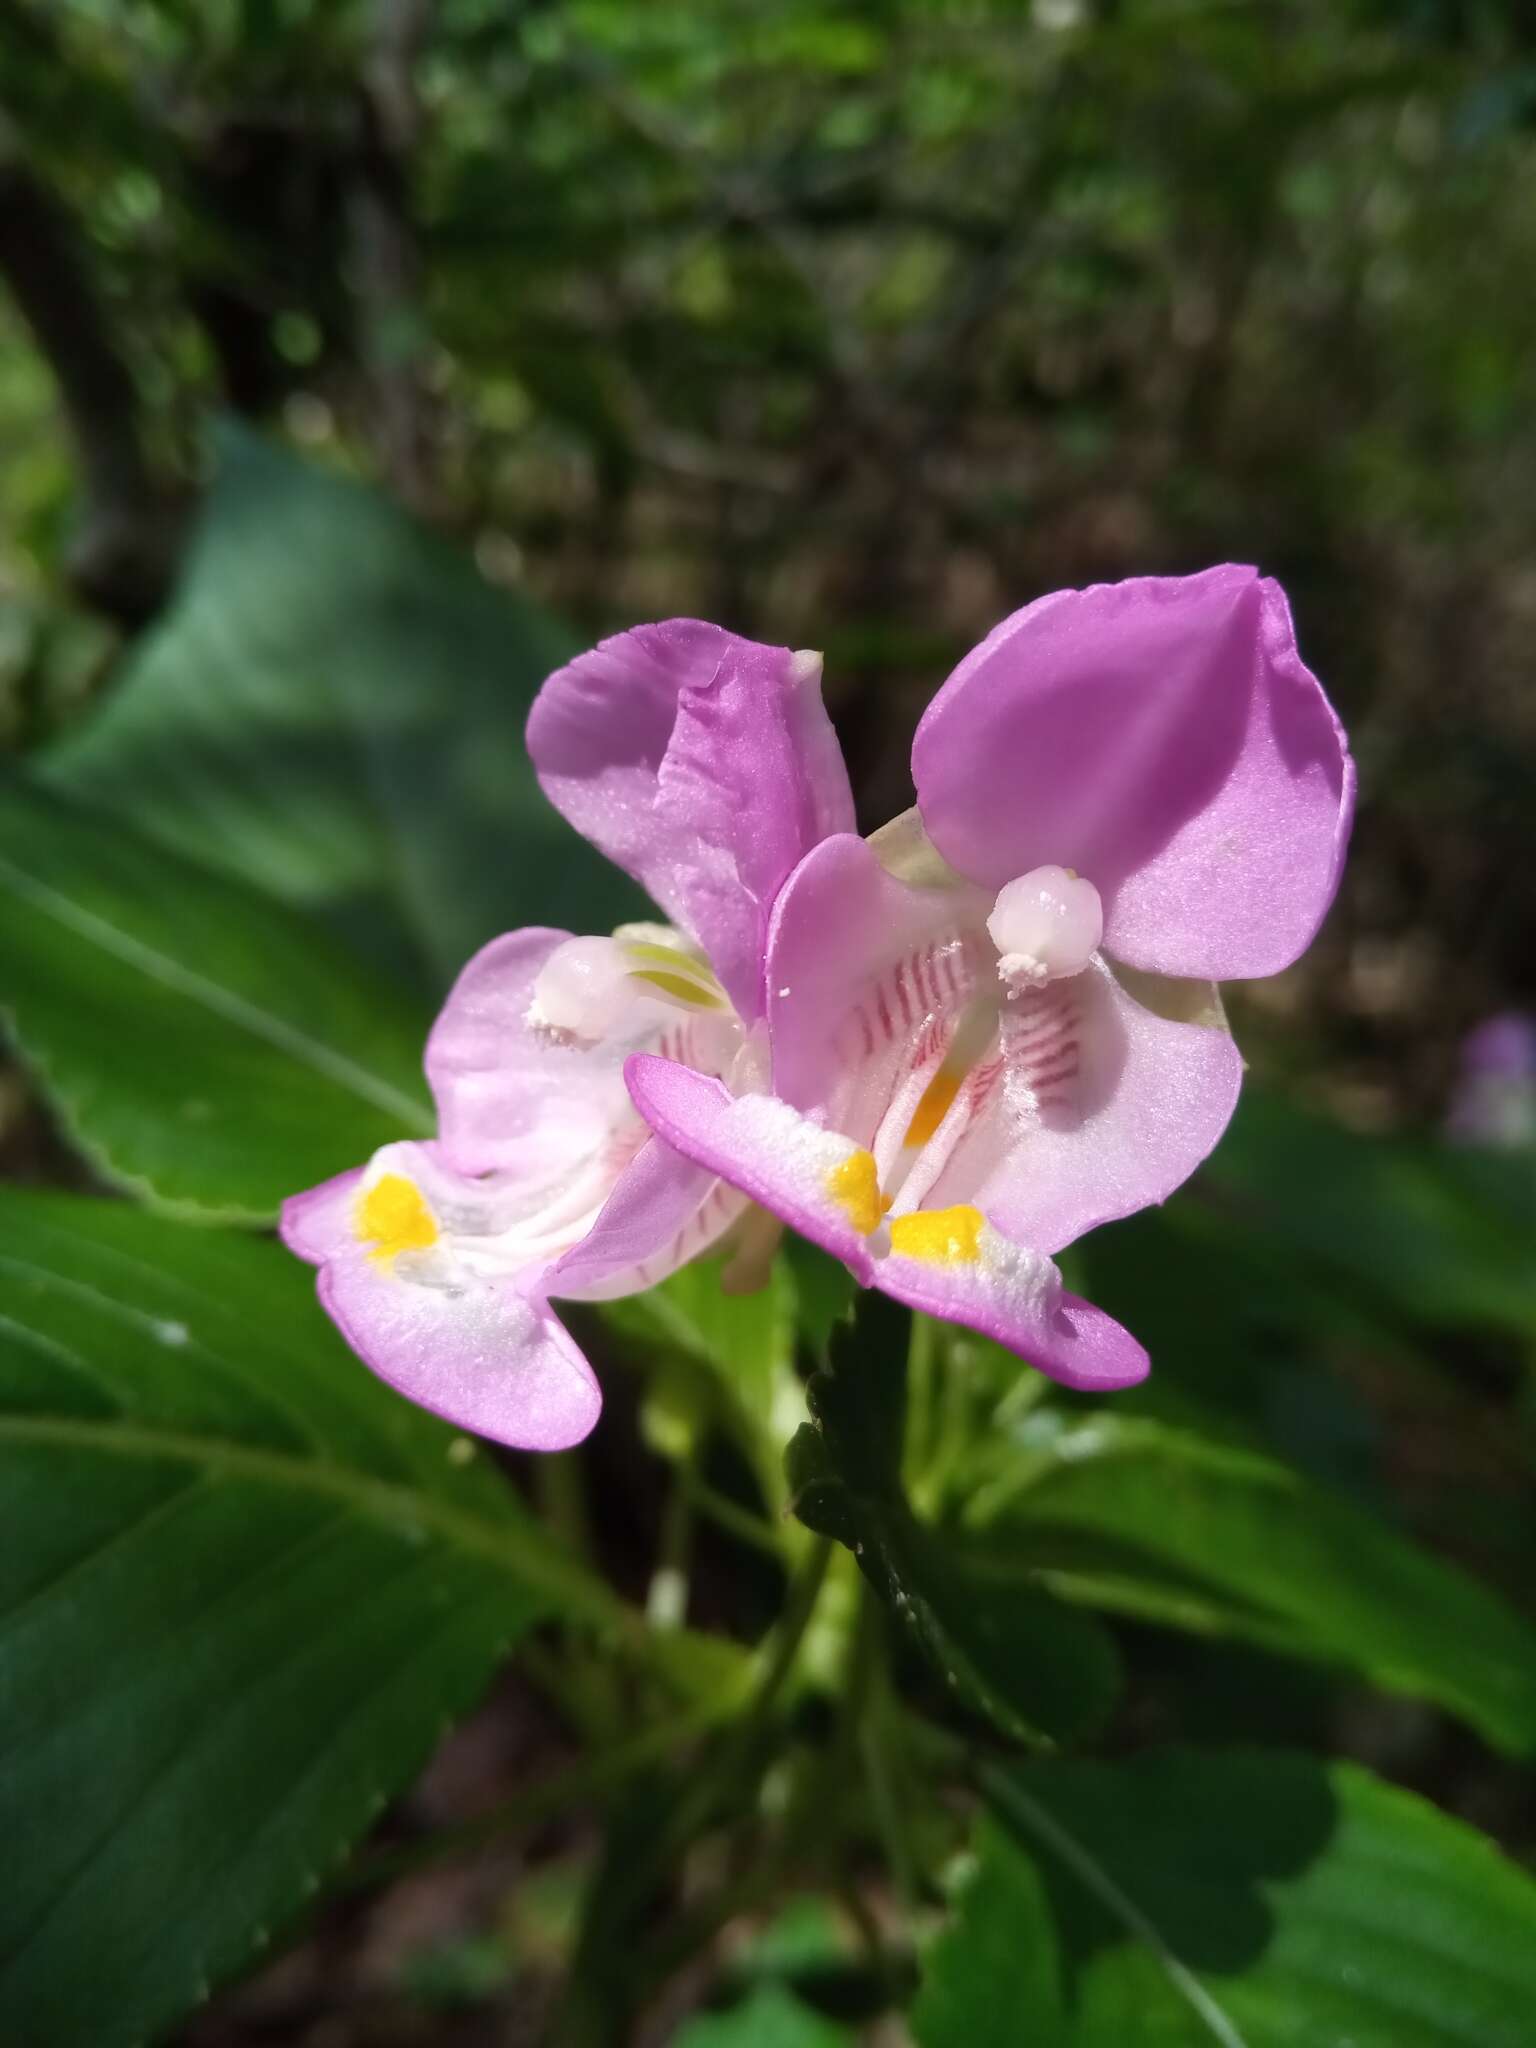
(628, 569), (1354, 1392)
(281, 623), (855, 1450)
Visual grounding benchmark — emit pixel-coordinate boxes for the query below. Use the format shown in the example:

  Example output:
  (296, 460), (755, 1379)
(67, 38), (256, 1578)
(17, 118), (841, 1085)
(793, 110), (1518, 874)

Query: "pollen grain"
(827, 1150), (884, 1236)
(889, 1204), (985, 1266)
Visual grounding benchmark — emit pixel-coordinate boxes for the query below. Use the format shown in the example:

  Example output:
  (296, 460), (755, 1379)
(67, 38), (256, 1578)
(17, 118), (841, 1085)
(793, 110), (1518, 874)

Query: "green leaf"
(787, 1295), (1120, 1747)
(0, 780), (432, 1220)
(916, 1748), (1536, 2048)
(673, 1983), (855, 2048)
(1204, 1090), (1536, 1338)
(959, 1411), (1536, 1756)
(0, 1185), (615, 2048)
(44, 423), (640, 992)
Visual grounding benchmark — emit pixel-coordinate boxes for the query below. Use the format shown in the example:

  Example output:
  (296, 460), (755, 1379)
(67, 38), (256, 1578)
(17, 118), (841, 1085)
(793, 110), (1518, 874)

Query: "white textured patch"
(885, 1214), (1061, 1329)
(719, 1091), (859, 1196)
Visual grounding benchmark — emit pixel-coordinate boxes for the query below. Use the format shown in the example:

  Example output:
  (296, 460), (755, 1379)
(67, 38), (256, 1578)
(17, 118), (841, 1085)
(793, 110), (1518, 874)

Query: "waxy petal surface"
(528, 621), (855, 1020)
(913, 568), (1354, 981)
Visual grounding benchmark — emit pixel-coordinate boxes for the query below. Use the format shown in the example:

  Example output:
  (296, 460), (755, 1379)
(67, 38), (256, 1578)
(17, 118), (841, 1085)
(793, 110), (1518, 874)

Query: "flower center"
(986, 865), (1102, 993)
(529, 933), (729, 1041)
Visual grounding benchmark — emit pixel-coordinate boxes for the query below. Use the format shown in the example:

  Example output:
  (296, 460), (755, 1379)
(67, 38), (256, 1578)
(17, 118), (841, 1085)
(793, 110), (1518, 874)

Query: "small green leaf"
(603, 1250), (802, 1507)
(916, 1748), (1536, 2047)
(962, 1411), (1536, 1756)
(0, 780), (432, 1220)
(606, 1250), (798, 1436)
(0, 1186), (616, 2048)
(786, 1295), (1119, 1746)
(44, 423), (639, 992)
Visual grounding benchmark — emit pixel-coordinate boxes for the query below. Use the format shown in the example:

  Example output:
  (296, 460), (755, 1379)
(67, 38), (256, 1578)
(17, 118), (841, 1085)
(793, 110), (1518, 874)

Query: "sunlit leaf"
(0, 1186), (615, 2048)
(44, 424), (639, 992)
(960, 1411), (1536, 1756)
(0, 780), (431, 1220)
(916, 1748), (1536, 2047)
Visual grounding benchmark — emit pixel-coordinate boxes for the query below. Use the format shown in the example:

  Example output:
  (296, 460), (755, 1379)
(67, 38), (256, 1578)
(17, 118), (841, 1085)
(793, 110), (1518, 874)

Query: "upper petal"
(912, 568), (1354, 981)
(527, 621), (855, 1020)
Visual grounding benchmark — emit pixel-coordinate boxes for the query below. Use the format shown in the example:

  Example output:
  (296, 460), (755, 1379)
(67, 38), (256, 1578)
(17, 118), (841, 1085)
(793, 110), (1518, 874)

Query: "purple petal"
(549, 1134), (746, 1301)
(624, 1058), (1148, 1391)
(425, 925), (639, 1179)
(279, 1159), (600, 1450)
(878, 1217), (1149, 1391)
(527, 621), (855, 1019)
(624, 1056), (880, 1283)
(928, 960), (1243, 1254)
(912, 569), (1354, 981)
(765, 831), (988, 1125)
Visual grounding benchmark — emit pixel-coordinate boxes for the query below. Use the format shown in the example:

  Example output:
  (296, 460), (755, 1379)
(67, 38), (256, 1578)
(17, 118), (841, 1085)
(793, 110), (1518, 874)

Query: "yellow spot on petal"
(889, 1204), (985, 1267)
(904, 1068), (961, 1149)
(827, 1149), (884, 1236)
(357, 1173), (439, 1263)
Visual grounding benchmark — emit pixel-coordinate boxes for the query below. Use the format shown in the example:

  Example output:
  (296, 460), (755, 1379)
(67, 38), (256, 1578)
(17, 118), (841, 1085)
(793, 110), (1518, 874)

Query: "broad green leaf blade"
(787, 1296), (1120, 1746)
(673, 1983), (855, 2048)
(44, 423), (639, 992)
(0, 1187), (612, 2048)
(961, 1413), (1536, 1756)
(0, 780), (432, 1220)
(1204, 1090), (1536, 1338)
(916, 1749), (1536, 2048)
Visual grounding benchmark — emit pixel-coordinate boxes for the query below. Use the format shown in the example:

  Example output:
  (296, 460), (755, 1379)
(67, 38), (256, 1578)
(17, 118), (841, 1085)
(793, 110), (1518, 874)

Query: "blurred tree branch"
(352, 0), (441, 515)
(0, 125), (186, 624)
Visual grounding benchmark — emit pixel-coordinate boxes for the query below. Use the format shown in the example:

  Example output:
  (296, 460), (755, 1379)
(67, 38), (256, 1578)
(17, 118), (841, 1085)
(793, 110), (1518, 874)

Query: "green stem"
(536, 1444), (595, 1564)
(676, 1464), (785, 1557)
(581, 1537), (833, 1943)
(906, 1312), (938, 1481)
(854, 1594), (923, 1918)
(646, 1470), (693, 1628)
(553, 1536), (836, 2040)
